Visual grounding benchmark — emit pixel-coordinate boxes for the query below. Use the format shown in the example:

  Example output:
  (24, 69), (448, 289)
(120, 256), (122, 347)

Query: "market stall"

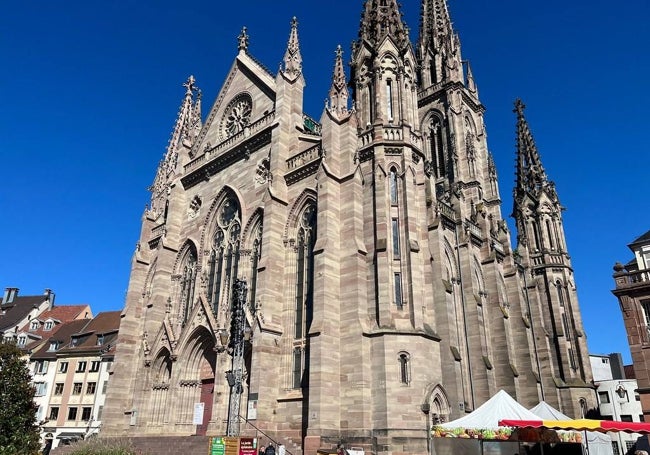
(432, 391), (582, 455)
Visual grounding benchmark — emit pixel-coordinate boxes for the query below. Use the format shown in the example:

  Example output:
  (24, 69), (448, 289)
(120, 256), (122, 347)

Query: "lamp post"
(226, 279), (247, 437)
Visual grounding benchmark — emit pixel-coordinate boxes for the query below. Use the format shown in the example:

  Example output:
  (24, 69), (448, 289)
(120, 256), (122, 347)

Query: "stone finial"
(238, 26), (249, 52)
(282, 17), (302, 80)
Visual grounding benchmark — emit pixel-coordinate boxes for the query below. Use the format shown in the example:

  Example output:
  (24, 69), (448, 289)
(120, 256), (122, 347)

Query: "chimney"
(3, 287), (18, 304)
(44, 289), (55, 308)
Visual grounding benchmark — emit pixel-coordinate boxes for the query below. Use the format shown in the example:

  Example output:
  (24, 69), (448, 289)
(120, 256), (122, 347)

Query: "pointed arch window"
(389, 167), (399, 205)
(429, 117), (445, 178)
(292, 202), (316, 389)
(248, 220), (263, 313)
(398, 352), (411, 385)
(207, 196), (242, 316)
(180, 248), (197, 325)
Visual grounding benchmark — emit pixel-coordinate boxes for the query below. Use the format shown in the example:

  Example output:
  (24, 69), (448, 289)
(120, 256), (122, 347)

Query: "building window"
(30, 321), (39, 331)
(89, 361), (100, 372)
(398, 352), (410, 385)
(34, 382), (47, 397)
(207, 196), (242, 316)
(59, 362), (68, 373)
(429, 117), (446, 179)
(67, 407), (78, 421)
(44, 321), (53, 331)
(34, 360), (49, 374)
(392, 218), (400, 258)
(76, 361), (87, 373)
(394, 273), (403, 308)
(641, 300), (650, 327)
(179, 247), (198, 325)
(86, 382), (96, 394)
(54, 383), (64, 395)
(386, 80), (393, 121)
(292, 347), (302, 389)
(49, 407), (59, 421)
(620, 415), (633, 422)
(96, 335), (104, 346)
(612, 441), (619, 455)
(81, 407), (92, 421)
(102, 380), (109, 394)
(626, 441), (636, 452)
(17, 335), (27, 347)
(598, 391), (610, 404)
(48, 341), (59, 352)
(556, 281), (565, 307)
(389, 168), (398, 205)
(72, 383), (83, 395)
(97, 405), (104, 420)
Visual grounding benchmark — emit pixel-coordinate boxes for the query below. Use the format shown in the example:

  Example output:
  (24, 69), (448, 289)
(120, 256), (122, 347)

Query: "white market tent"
(530, 401), (613, 455)
(438, 390), (542, 430)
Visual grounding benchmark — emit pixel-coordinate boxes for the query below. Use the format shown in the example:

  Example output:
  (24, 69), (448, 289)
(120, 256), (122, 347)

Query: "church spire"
(513, 99), (549, 197)
(358, 0), (410, 50)
(417, 0), (463, 87)
(282, 17), (303, 81)
(327, 45), (349, 118)
(418, 0), (454, 53)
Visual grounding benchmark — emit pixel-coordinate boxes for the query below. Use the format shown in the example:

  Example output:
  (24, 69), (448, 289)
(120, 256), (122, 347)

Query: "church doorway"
(196, 377), (214, 436)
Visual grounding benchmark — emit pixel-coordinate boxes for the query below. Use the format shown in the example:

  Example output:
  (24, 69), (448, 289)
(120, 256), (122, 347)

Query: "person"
(265, 443), (276, 455)
(259, 445), (266, 455)
(635, 451), (648, 455)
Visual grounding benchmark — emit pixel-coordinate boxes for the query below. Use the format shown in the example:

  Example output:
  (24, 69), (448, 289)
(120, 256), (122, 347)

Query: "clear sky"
(1, 1), (648, 363)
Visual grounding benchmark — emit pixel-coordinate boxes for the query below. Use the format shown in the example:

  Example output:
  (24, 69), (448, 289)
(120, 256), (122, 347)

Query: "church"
(102, 1), (596, 453)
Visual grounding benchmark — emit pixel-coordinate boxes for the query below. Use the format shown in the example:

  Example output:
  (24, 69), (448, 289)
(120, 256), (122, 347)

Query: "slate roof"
(30, 319), (91, 360)
(57, 311), (121, 356)
(630, 229), (650, 248)
(0, 294), (50, 332)
(20, 304), (92, 352)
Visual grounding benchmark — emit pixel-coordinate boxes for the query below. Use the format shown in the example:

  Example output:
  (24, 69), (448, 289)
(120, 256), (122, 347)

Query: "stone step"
(50, 436), (212, 455)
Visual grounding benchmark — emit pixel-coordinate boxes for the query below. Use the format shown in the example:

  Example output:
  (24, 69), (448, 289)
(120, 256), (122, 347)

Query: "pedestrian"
(259, 445), (266, 455)
(265, 443), (276, 455)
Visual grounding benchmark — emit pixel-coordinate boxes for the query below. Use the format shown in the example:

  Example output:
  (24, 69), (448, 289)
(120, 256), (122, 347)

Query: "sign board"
(224, 437), (239, 455)
(247, 400), (258, 420)
(210, 437), (226, 455)
(239, 437), (258, 455)
(192, 402), (204, 425)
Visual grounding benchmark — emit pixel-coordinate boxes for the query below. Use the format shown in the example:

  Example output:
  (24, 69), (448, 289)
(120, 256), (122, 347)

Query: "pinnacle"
(282, 16), (303, 79)
(358, 0), (410, 49)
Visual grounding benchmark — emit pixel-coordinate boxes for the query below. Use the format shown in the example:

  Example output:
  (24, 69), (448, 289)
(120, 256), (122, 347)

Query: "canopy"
(438, 390), (542, 430)
(499, 418), (650, 434)
(529, 401), (613, 455)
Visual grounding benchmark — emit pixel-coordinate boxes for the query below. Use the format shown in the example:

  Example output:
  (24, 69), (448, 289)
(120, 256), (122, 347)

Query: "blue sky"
(1, 1), (648, 363)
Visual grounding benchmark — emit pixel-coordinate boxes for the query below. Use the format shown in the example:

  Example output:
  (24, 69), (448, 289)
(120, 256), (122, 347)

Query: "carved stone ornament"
(220, 93), (253, 140)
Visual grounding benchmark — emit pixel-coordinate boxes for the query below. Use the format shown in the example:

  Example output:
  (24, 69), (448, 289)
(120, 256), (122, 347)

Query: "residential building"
(19, 304), (92, 353)
(613, 230), (650, 420)
(35, 311), (120, 449)
(590, 354), (643, 455)
(102, 1), (596, 453)
(1, 287), (55, 343)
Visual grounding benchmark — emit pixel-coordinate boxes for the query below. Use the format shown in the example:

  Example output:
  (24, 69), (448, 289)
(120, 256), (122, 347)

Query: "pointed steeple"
(418, 0), (454, 53)
(358, 0), (410, 50)
(417, 0), (464, 87)
(282, 17), (302, 81)
(513, 99), (549, 197)
(327, 45), (349, 118)
(148, 75), (201, 215)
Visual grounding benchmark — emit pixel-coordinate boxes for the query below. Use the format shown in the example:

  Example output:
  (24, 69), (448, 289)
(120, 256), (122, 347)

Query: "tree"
(0, 340), (40, 455)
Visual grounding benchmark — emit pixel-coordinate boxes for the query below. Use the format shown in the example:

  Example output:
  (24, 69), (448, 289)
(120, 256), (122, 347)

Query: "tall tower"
(511, 99), (593, 416)
(102, 1), (597, 453)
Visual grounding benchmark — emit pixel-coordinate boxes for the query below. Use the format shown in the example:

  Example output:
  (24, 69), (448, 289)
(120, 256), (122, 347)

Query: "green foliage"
(0, 341), (41, 455)
(67, 438), (150, 455)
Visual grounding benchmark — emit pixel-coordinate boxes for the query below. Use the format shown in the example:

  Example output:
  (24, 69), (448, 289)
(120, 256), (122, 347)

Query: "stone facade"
(612, 230), (650, 420)
(102, 1), (595, 453)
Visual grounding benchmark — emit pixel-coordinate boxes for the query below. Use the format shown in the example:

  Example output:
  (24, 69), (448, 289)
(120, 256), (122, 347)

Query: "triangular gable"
(439, 390), (542, 430)
(192, 52), (277, 157)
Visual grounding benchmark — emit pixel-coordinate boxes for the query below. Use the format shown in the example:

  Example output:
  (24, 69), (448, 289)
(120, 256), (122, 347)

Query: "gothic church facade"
(103, 1), (595, 453)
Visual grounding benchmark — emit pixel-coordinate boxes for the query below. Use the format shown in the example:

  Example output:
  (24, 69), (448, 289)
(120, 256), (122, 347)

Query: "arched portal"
(177, 327), (216, 435)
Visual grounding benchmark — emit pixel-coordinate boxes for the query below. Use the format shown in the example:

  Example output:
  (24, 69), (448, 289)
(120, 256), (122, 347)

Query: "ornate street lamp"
(226, 279), (247, 437)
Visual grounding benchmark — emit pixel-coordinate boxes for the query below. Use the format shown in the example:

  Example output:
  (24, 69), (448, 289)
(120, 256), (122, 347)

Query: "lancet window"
(428, 116), (446, 179)
(292, 202), (316, 389)
(207, 196), (242, 316)
(179, 246), (197, 325)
